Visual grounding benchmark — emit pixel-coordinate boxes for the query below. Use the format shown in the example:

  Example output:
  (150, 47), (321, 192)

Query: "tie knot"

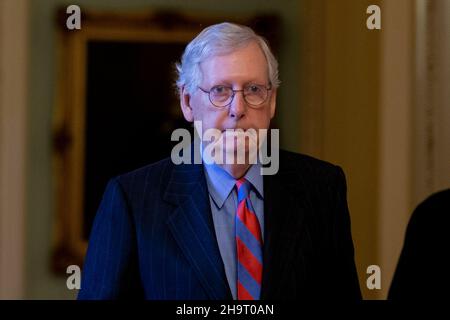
(236, 178), (251, 201)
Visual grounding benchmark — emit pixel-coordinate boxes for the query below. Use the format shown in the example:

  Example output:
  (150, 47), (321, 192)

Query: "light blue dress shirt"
(203, 162), (264, 300)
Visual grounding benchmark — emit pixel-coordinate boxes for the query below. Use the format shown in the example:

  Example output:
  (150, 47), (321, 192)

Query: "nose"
(228, 91), (247, 119)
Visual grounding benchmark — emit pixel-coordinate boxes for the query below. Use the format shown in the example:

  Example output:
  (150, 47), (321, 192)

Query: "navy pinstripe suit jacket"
(77, 149), (362, 300)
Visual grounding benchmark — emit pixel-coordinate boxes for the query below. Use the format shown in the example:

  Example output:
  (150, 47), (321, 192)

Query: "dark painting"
(83, 41), (192, 239)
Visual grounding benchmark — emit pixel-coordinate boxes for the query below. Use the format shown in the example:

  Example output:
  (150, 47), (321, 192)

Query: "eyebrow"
(207, 75), (267, 85)
(210, 80), (268, 87)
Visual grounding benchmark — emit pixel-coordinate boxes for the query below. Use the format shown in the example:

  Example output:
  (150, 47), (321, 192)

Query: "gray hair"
(175, 22), (280, 95)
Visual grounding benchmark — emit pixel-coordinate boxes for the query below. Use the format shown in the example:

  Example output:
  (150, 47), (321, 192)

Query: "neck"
(219, 163), (252, 179)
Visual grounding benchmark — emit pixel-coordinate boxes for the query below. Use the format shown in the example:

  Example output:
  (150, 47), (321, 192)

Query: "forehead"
(199, 41), (268, 85)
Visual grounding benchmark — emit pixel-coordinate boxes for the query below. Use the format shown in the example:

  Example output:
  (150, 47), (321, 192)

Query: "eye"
(211, 85), (229, 95)
(247, 85), (263, 94)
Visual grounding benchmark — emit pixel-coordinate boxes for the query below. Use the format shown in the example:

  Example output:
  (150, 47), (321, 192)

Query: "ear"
(269, 88), (277, 119)
(180, 86), (194, 122)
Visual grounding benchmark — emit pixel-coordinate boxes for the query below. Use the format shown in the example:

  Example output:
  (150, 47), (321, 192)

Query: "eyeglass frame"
(197, 83), (273, 108)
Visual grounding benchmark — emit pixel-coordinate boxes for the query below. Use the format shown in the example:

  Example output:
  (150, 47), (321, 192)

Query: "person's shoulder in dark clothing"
(389, 188), (450, 300)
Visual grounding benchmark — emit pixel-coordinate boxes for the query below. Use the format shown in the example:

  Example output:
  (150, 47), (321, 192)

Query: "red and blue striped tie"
(235, 178), (263, 300)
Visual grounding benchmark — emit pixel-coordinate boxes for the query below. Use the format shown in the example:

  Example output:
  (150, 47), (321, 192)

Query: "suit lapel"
(260, 165), (311, 299)
(164, 161), (232, 300)
(162, 147), (311, 299)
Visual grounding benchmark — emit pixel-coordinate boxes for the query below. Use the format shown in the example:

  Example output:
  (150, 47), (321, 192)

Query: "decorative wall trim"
(378, 0), (414, 299)
(414, 0), (450, 204)
(298, 0), (325, 158)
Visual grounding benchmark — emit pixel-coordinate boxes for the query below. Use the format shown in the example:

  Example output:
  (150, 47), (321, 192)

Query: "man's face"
(180, 41), (277, 158)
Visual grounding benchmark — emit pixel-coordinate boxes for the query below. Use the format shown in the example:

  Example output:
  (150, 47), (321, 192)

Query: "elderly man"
(78, 22), (361, 300)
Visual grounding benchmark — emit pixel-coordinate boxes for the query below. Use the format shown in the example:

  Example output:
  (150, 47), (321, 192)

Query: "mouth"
(221, 128), (248, 132)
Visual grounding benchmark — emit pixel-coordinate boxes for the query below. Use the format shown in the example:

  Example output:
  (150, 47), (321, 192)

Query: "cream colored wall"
(299, 0), (450, 300)
(299, 0), (382, 299)
(322, 0), (381, 300)
(414, 0), (450, 203)
(298, 0), (423, 299)
(379, 0), (414, 299)
(379, 0), (450, 300)
(432, 1), (450, 194)
(0, 0), (28, 299)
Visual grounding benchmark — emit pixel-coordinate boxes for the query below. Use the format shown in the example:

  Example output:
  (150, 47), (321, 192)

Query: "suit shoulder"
(279, 149), (342, 175)
(417, 189), (450, 212)
(278, 149), (347, 192)
(409, 188), (450, 229)
(113, 157), (174, 190)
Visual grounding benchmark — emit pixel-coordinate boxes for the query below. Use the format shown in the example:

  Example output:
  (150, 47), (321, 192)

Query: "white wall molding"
(379, 0), (414, 299)
(414, 0), (450, 204)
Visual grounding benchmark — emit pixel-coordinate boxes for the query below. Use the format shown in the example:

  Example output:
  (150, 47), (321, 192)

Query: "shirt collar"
(203, 162), (264, 209)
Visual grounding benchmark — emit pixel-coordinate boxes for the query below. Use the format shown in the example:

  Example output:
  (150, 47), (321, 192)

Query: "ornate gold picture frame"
(51, 7), (279, 274)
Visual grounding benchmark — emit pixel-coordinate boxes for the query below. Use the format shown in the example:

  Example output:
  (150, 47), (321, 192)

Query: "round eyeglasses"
(198, 84), (272, 108)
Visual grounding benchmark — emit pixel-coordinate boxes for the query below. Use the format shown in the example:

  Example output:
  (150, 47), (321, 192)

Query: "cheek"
(190, 96), (207, 119)
(250, 108), (272, 129)
(192, 104), (229, 129)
